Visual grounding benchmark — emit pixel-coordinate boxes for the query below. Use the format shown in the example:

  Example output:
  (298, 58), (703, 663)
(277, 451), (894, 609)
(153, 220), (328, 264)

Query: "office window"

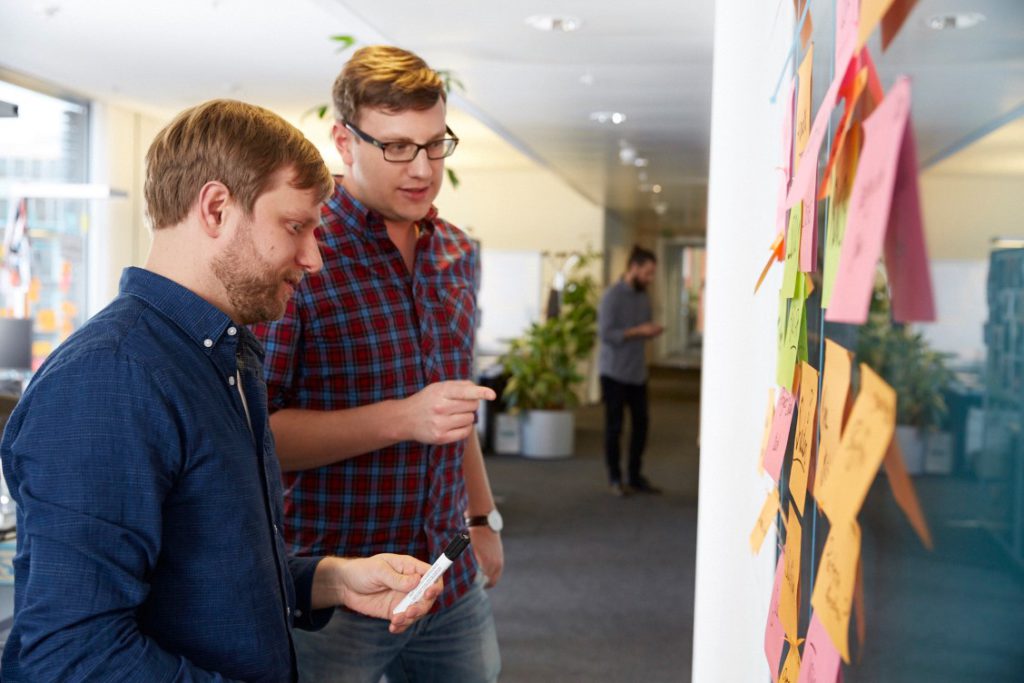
(0, 79), (89, 369)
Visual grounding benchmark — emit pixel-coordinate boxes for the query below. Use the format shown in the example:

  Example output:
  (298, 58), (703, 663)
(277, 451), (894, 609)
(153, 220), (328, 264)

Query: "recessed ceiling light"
(633, 157), (649, 168)
(526, 14), (583, 32)
(927, 12), (985, 30)
(590, 111), (627, 125)
(652, 184), (663, 194)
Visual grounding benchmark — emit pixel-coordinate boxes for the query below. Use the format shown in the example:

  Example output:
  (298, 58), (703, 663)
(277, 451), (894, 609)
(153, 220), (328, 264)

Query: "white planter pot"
(493, 413), (522, 455)
(896, 425), (926, 476)
(520, 410), (574, 459)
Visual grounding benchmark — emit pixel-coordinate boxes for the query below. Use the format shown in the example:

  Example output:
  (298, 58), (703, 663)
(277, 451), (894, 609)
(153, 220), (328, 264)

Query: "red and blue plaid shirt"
(252, 182), (479, 610)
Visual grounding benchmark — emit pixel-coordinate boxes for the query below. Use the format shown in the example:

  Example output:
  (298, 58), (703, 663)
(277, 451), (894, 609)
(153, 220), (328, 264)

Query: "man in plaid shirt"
(252, 46), (503, 682)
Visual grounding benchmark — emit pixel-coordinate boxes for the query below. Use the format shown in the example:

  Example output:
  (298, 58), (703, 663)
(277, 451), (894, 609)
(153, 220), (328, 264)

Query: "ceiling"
(0, 0), (1021, 230)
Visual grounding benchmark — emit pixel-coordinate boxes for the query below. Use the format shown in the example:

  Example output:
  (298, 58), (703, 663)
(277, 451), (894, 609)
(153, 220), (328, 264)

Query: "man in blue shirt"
(0, 99), (438, 682)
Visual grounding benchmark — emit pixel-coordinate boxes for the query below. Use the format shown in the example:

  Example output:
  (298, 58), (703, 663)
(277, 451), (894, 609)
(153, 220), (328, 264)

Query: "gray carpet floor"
(483, 367), (701, 683)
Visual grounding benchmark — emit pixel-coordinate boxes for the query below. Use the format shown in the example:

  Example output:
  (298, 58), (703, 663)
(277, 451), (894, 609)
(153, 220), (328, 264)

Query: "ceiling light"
(526, 15), (583, 32)
(618, 146), (637, 166)
(652, 184), (663, 194)
(633, 157), (649, 168)
(927, 12), (985, 30)
(652, 200), (669, 216)
(590, 111), (627, 125)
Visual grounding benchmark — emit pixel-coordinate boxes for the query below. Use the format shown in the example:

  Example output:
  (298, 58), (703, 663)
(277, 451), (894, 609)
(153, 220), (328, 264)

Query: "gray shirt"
(598, 279), (653, 384)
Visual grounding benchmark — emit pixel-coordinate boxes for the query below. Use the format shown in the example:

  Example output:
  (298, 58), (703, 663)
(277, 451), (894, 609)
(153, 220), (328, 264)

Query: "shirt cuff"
(288, 556), (336, 631)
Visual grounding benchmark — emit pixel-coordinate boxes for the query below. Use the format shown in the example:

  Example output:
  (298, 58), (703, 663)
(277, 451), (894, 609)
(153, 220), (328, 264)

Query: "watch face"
(487, 508), (504, 532)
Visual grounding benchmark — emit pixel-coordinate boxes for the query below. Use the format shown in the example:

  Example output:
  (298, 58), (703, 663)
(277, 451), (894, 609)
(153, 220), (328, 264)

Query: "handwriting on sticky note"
(750, 488), (781, 554)
(779, 645), (803, 683)
(810, 519), (861, 663)
(790, 362), (819, 514)
(765, 387), (798, 481)
(817, 364), (896, 523)
(782, 203), (803, 299)
(883, 436), (934, 549)
(794, 43), (814, 169)
(766, 554), (787, 683)
(797, 613), (842, 683)
(780, 506), (802, 643)
(814, 340), (853, 497)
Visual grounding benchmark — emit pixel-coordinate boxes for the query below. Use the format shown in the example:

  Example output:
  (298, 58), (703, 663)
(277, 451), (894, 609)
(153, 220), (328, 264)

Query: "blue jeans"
(294, 577), (501, 683)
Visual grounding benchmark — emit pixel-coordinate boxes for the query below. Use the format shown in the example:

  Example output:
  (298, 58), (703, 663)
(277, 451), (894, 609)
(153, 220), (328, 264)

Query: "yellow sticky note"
(780, 506), (802, 643)
(750, 488), (781, 554)
(794, 43), (815, 172)
(817, 364), (896, 523)
(36, 308), (57, 333)
(810, 519), (861, 663)
(777, 273), (806, 390)
(814, 340), (853, 499)
(779, 644), (802, 683)
(782, 203), (803, 299)
(790, 362), (819, 515)
(883, 436), (934, 549)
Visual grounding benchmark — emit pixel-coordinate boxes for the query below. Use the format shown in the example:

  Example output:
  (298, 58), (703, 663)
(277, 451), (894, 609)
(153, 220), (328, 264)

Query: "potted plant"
(856, 282), (955, 474)
(499, 253), (599, 458)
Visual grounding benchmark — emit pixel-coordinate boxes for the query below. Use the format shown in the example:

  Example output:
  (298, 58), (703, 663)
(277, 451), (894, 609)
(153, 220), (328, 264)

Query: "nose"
(406, 146), (434, 178)
(298, 229), (323, 274)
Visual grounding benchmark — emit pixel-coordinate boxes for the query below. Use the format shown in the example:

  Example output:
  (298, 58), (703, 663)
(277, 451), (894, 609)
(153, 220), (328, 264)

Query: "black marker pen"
(393, 533), (471, 614)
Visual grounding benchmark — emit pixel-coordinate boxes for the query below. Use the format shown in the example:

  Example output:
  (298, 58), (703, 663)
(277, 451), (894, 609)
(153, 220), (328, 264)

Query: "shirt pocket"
(428, 282), (475, 356)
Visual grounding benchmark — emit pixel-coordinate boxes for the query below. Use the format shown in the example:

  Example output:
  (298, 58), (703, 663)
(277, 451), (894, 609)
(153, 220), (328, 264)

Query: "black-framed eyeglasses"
(344, 120), (459, 162)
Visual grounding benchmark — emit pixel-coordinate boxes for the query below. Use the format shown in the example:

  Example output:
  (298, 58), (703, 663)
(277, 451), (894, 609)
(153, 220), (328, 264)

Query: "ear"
(196, 181), (232, 238)
(332, 121), (354, 167)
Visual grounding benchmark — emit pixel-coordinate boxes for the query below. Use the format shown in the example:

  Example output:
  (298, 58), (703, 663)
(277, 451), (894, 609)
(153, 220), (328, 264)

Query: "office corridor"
(485, 367), (701, 683)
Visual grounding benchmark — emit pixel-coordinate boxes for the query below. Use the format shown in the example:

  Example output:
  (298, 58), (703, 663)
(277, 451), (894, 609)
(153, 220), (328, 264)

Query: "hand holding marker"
(393, 533), (471, 615)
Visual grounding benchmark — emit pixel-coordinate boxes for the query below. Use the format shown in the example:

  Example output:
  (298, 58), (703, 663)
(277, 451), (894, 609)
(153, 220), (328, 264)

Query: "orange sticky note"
(780, 645), (803, 683)
(756, 234), (787, 294)
(766, 554), (787, 683)
(881, 0), (919, 50)
(750, 488), (781, 554)
(810, 519), (861, 663)
(854, 558), (866, 658)
(883, 436), (934, 549)
(759, 388), (777, 474)
(814, 340), (853, 497)
(816, 364), (896, 523)
(794, 44), (814, 173)
(790, 362), (819, 514)
(794, 0), (814, 50)
(780, 506), (802, 644)
(858, 0), (897, 48)
(36, 308), (57, 333)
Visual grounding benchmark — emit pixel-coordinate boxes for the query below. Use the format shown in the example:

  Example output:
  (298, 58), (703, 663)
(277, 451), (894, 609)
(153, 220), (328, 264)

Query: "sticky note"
(781, 506), (803, 644)
(765, 387), (798, 482)
(799, 178), (818, 273)
(794, 44), (814, 172)
(816, 364), (896, 523)
(780, 645), (803, 683)
(814, 340), (853, 498)
(790, 362), (819, 514)
(766, 553), (787, 683)
(778, 274), (806, 389)
(759, 388), (777, 474)
(883, 436), (934, 549)
(810, 519), (861, 663)
(858, 0), (896, 48)
(750, 488), (781, 554)
(756, 233), (786, 295)
(826, 78), (919, 325)
(822, 123), (860, 309)
(782, 203), (803, 299)
(797, 613), (842, 683)
(834, 0), (860, 75)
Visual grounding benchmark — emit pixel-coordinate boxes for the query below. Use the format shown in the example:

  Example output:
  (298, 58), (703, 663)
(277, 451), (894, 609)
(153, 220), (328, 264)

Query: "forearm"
(462, 430), (495, 515)
(270, 401), (409, 471)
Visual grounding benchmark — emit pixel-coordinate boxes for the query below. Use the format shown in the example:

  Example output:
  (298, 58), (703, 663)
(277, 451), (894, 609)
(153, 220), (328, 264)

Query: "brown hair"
(628, 245), (657, 267)
(332, 45), (446, 124)
(144, 99), (333, 230)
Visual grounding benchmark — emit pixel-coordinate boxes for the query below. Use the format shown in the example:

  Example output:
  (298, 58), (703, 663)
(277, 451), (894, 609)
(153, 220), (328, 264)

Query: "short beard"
(211, 222), (287, 325)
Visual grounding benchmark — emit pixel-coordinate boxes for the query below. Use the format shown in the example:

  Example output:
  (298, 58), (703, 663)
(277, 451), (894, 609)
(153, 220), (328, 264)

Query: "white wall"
(919, 172), (1024, 260)
(691, 0), (792, 680)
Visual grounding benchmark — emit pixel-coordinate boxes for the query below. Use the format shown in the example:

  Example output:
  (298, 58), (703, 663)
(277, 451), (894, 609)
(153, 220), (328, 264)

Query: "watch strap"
(465, 515), (490, 527)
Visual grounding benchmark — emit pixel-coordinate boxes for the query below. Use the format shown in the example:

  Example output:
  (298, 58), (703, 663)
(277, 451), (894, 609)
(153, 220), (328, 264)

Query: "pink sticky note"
(786, 74), (842, 210)
(825, 77), (912, 324)
(835, 0), (860, 80)
(764, 387), (797, 481)
(797, 613), (842, 683)
(765, 553), (787, 683)
(783, 79), (796, 179)
(884, 121), (936, 322)
(799, 172), (818, 272)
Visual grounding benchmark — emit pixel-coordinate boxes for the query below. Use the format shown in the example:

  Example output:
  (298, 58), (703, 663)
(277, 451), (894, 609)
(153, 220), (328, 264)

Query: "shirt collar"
(118, 266), (263, 360)
(330, 177), (438, 241)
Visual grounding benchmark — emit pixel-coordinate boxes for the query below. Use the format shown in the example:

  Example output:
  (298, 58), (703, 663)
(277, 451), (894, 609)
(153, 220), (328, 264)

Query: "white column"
(691, 1), (795, 681)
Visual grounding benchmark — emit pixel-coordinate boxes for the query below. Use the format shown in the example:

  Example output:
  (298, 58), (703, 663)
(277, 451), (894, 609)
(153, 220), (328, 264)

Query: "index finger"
(443, 381), (497, 402)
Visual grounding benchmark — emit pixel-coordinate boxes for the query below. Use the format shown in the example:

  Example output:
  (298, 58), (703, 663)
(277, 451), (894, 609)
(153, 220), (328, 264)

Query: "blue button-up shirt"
(1, 267), (330, 682)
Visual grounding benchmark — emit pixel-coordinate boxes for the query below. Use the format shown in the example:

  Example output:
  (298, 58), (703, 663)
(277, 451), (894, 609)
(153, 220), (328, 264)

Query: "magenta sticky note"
(764, 387), (797, 482)
(765, 553), (787, 683)
(825, 77), (912, 324)
(884, 120), (936, 322)
(797, 613), (842, 683)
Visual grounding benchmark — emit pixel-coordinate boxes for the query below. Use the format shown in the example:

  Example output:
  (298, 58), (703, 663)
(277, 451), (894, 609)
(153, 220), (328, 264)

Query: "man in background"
(0, 99), (437, 682)
(253, 46), (502, 682)
(598, 245), (664, 497)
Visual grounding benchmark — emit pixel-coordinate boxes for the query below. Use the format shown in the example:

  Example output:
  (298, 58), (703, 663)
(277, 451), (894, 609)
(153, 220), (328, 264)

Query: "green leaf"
(331, 35), (356, 52)
(446, 167), (460, 189)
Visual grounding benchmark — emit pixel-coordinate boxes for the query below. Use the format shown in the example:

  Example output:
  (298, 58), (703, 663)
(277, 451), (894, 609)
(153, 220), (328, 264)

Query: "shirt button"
(203, 338), (213, 348)
(228, 376), (236, 386)
(295, 609), (303, 618)
(227, 326), (237, 336)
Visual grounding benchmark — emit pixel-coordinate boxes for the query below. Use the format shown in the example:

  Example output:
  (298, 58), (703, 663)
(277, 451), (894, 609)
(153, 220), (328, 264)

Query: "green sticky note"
(777, 277), (804, 390)
(822, 189), (848, 309)
(798, 296), (809, 363)
(781, 203), (803, 300)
